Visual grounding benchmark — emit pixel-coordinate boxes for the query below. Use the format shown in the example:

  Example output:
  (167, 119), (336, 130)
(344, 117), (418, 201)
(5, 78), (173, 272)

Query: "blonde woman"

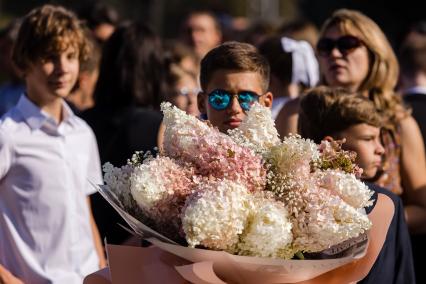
(277, 9), (426, 234)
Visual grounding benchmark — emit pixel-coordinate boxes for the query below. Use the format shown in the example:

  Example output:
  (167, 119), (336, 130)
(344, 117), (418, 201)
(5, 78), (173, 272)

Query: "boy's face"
(25, 45), (79, 103)
(198, 69), (272, 133)
(337, 123), (385, 179)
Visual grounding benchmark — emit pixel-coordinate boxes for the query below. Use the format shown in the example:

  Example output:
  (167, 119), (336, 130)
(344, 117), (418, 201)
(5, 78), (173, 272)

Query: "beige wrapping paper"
(88, 183), (393, 284)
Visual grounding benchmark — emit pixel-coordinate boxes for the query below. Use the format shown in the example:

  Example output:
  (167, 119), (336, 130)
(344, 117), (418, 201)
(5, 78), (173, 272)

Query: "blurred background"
(1, 0), (425, 43)
(1, 0), (426, 85)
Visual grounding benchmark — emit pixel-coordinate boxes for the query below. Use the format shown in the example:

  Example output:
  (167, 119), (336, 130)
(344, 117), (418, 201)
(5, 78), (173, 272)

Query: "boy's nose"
(375, 140), (385, 155)
(54, 56), (69, 73)
(227, 95), (242, 113)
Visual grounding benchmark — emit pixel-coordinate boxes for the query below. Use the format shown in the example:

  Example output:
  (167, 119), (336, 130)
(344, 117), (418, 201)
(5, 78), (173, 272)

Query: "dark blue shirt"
(359, 183), (415, 284)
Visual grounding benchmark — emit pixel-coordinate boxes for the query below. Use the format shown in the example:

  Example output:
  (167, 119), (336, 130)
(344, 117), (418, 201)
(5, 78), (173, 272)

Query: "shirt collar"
(16, 94), (76, 131)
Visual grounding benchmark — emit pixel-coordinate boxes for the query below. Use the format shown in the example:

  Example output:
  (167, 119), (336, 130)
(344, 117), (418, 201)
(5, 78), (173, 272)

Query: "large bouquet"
(99, 102), (374, 283)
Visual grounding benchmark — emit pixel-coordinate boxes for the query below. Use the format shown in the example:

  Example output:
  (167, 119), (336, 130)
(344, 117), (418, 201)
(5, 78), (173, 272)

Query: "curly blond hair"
(12, 4), (90, 71)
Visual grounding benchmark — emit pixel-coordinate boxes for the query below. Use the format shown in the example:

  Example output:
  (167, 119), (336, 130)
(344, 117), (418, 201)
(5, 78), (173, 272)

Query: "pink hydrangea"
(162, 102), (266, 192)
(130, 156), (195, 237)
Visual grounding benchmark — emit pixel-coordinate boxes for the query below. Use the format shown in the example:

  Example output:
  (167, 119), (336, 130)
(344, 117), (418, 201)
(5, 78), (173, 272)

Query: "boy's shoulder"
(364, 182), (401, 208)
(69, 113), (93, 131)
(0, 107), (25, 133)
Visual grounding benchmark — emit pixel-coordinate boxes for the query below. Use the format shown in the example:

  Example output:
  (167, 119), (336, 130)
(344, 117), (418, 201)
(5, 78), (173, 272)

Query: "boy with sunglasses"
(197, 41), (273, 133)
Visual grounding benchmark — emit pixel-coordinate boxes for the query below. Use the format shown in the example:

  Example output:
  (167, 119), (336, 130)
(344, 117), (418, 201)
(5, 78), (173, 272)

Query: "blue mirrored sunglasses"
(208, 89), (261, 111)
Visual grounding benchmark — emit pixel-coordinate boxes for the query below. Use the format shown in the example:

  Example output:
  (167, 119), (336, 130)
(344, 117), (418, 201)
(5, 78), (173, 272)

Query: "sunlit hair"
(200, 41), (270, 93)
(299, 86), (383, 144)
(319, 9), (408, 127)
(12, 4), (90, 71)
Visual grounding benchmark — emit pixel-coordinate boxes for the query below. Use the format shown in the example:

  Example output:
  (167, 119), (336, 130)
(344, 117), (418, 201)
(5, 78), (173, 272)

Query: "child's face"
(198, 69), (272, 133)
(338, 123), (385, 179)
(25, 45), (79, 102)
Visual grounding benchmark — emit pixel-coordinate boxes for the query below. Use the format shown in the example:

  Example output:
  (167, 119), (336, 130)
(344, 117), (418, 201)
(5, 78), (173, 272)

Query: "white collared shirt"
(0, 95), (102, 283)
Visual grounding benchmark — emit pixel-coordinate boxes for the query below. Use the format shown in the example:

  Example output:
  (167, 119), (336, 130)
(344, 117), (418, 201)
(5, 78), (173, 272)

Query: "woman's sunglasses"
(208, 89), (261, 111)
(316, 35), (364, 57)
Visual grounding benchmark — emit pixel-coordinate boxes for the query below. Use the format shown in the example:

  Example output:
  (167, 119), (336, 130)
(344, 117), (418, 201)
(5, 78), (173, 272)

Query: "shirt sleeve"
(0, 129), (12, 180)
(86, 128), (103, 195)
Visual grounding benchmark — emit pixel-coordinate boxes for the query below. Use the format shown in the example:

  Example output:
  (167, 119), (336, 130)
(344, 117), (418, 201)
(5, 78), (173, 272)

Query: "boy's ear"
(261, 91), (273, 108)
(197, 91), (207, 115)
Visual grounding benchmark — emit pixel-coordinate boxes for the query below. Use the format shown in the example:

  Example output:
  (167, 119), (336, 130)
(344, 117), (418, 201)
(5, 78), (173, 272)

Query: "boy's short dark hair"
(399, 35), (426, 77)
(12, 4), (90, 71)
(199, 41), (270, 93)
(77, 1), (120, 29)
(299, 86), (383, 143)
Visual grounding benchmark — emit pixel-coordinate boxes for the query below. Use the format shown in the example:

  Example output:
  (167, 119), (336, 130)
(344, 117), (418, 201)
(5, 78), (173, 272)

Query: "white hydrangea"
(238, 198), (293, 258)
(161, 102), (212, 155)
(228, 102), (281, 153)
(182, 179), (253, 252)
(316, 170), (374, 209)
(102, 162), (134, 208)
(294, 195), (372, 252)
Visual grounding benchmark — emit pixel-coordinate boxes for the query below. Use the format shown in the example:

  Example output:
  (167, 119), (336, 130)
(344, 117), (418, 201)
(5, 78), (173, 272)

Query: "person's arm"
(87, 198), (107, 269)
(275, 97), (300, 138)
(399, 116), (426, 234)
(0, 264), (23, 284)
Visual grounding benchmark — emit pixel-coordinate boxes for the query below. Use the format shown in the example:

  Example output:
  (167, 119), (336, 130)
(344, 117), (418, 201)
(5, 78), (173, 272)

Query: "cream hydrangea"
(291, 184), (372, 253)
(237, 197), (293, 259)
(182, 179), (253, 252)
(161, 102), (212, 156)
(316, 170), (374, 208)
(228, 102), (281, 153)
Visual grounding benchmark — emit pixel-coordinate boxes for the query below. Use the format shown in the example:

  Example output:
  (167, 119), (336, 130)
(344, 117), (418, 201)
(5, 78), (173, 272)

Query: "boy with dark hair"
(299, 86), (384, 179)
(299, 86), (415, 284)
(0, 5), (105, 283)
(181, 10), (222, 60)
(197, 41), (273, 133)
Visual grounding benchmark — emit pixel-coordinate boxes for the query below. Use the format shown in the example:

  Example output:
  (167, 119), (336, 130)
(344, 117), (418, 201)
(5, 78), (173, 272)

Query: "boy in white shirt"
(0, 5), (106, 283)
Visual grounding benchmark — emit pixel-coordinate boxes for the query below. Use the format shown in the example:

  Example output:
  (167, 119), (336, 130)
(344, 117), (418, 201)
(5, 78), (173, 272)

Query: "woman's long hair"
(94, 21), (169, 109)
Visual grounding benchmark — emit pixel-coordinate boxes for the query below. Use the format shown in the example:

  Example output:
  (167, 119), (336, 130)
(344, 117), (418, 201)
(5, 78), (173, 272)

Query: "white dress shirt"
(0, 95), (102, 283)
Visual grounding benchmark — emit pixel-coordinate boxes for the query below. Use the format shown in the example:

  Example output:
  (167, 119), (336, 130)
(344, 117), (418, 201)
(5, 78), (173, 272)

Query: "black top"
(403, 92), (426, 284)
(404, 93), (426, 151)
(81, 106), (163, 244)
(359, 183), (415, 284)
